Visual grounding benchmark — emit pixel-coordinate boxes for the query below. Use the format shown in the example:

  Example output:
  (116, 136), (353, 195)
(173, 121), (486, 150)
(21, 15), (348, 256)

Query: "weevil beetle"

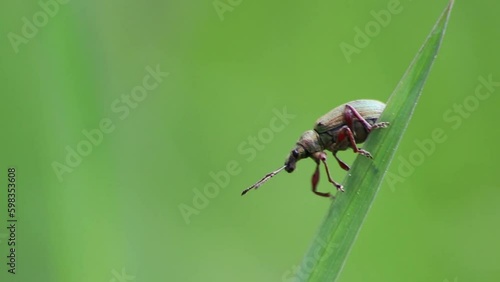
(241, 99), (389, 198)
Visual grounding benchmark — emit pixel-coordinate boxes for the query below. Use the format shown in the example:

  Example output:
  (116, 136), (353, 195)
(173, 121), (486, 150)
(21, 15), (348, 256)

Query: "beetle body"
(316, 99), (385, 148)
(242, 99), (389, 198)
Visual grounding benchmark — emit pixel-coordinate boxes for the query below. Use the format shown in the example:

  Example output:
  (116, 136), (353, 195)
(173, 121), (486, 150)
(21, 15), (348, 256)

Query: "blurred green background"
(1, 0), (499, 281)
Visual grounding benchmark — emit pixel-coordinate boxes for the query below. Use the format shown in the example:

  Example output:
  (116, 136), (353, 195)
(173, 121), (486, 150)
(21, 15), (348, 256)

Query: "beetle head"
(285, 130), (321, 173)
(241, 130), (322, 196)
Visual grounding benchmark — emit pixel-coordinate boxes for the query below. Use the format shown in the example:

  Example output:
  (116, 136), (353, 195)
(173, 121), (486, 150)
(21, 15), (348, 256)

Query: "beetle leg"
(345, 104), (389, 132)
(337, 125), (373, 159)
(333, 151), (350, 171)
(322, 159), (345, 192)
(312, 152), (344, 193)
(311, 161), (333, 198)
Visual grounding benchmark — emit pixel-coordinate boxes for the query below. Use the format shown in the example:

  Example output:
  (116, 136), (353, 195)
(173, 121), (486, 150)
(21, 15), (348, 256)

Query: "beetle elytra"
(241, 99), (389, 198)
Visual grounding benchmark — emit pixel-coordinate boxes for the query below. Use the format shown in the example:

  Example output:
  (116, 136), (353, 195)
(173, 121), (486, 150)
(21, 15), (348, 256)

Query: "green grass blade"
(297, 1), (454, 281)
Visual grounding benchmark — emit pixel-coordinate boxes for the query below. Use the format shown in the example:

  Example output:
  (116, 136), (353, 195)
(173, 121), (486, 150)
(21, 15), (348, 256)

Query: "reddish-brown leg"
(321, 157), (344, 192)
(344, 104), (389, 132)
(333, 152), (350, 171)
(311, 152), (344, 196)
(337, 125), (373, 158)
(311, 161), (332, 198)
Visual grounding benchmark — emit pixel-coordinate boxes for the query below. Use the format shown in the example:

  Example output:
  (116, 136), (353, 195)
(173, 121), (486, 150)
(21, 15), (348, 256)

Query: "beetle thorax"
(297, 130), (323, 153)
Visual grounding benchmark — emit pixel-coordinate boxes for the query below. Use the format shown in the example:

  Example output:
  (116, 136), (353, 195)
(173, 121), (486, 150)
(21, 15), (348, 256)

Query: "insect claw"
(337, 185), (345, 192)
(357, 149), (373, 159)
(373, 122), (390, 129)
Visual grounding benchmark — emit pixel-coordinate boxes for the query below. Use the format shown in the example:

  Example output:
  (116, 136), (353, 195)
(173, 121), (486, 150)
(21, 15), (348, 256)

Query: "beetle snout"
(285, 163), (295, 173)
(284, 157), (296, 173)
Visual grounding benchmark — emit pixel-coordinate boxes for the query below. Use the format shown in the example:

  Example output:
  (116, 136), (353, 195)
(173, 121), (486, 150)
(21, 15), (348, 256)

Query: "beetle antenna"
(241, 166), (286, 196)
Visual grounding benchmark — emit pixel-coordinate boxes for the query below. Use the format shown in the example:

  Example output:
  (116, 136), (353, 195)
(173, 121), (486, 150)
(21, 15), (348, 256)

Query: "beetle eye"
(292, 149), (299, 158)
